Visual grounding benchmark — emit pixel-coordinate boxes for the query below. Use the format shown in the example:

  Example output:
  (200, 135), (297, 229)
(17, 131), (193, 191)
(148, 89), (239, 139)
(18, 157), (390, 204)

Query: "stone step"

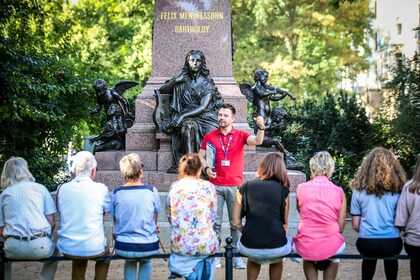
(96, 170), (306, 192)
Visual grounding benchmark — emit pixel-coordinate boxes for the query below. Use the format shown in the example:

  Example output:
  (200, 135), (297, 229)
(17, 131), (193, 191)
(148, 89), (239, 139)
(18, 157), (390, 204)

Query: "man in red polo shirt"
(199, 103), (265, 269)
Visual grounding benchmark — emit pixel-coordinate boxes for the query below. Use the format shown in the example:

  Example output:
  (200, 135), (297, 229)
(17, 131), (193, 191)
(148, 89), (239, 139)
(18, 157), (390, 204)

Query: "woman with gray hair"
(111, 153), (162, 280)
(0, 157), (58, 280)
(292, 151), (347, 280)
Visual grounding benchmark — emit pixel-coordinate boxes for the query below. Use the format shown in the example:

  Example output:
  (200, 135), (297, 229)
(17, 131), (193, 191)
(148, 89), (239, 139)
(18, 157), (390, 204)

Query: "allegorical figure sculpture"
(240, 69), (304, 170)
(89, 79), (137, 153)
(154, 50), (224, 173)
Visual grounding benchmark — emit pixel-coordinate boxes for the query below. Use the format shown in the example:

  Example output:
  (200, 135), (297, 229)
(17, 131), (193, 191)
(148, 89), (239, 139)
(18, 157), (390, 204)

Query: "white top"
(0, 180), (56, 237)
(57, 174), (111, 256)
(395, 180), (420, 246)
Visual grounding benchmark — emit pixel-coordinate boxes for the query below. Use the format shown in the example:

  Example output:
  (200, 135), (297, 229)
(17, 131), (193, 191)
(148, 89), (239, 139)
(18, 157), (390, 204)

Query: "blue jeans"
(116, 248), (159, 280)
(186, 257), (212, 280)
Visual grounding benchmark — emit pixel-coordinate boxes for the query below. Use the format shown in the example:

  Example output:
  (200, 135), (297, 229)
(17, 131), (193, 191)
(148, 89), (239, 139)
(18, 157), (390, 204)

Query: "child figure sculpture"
(240, 69), (303, 171)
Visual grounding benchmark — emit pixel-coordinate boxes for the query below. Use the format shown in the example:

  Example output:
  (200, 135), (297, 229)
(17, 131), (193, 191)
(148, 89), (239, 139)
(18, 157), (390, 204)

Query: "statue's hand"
(170, 117), (183, 128)
(175, 71), (188, 83)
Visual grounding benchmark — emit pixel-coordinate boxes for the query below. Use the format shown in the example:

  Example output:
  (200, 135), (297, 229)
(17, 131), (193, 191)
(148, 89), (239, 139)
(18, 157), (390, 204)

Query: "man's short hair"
(72, 151), (97, 176)
(220, 103), (236, 115)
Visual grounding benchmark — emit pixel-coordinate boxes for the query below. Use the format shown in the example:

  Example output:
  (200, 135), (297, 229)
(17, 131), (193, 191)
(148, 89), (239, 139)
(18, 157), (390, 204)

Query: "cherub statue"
(240, 69), (295, 133)
(89, 79), (138, 153)
(240, 69), (303, 170)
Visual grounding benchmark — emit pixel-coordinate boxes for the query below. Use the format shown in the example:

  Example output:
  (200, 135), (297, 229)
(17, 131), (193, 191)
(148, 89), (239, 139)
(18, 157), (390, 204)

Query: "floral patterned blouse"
(166, 178), (219, 256)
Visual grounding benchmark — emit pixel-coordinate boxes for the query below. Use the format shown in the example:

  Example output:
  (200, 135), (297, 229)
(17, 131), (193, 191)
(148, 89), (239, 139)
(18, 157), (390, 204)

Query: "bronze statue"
(89, 79), (137, 153)
(154, 50), (224, 173)
(240, 69), (304, 171)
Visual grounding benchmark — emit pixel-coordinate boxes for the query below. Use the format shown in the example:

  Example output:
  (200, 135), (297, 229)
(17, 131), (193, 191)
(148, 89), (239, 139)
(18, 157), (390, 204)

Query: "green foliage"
(0, 0), (153, 188)
(374, 53), (420, 176)
(66, 0), (153, 89)
(281, 92), (373, 197)
(232, 0), (372, 98)
(0, 1), (93, 189)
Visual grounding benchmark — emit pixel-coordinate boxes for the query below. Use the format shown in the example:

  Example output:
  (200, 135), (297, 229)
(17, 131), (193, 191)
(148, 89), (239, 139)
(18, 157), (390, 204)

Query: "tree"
(0, 1), (156, 188)
(232, 0), (372, 98)
(281, 92), (373, 197)
(63, 0), (153, 90)
(0, 0), (95, 188)
(375, 52), (420, 175)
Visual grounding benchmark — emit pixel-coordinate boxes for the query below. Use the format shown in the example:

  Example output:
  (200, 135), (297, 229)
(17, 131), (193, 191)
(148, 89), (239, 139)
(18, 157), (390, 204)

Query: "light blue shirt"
(111, 185), (162, 244)
(0, 180), (56, 237)
(350, 189), (400, 238)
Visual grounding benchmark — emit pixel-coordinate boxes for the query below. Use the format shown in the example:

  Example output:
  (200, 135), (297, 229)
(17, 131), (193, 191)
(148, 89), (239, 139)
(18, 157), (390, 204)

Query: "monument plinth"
(95, 0), (306, 192)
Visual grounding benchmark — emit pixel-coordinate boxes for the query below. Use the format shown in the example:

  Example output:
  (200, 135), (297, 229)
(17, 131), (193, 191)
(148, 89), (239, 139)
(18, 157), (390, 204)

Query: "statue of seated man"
(154, 50), (223, 173)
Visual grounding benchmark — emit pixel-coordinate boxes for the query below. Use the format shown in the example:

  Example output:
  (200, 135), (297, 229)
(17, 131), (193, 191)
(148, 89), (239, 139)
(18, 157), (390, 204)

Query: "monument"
(94, 0), (306, 194)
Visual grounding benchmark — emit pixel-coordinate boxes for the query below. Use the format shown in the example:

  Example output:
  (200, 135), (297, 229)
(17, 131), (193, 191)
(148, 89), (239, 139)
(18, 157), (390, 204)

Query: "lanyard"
(219, 134), (233, 160)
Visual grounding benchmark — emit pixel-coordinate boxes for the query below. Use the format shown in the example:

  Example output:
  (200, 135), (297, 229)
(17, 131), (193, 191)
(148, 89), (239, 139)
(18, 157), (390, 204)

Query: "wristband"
(258, 126), (265, 130)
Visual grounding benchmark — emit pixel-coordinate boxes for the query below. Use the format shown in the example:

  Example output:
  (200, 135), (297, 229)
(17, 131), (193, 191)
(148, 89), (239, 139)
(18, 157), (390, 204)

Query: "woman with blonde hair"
(395, 154), (420, 280)
(111, 153), (162, 280)
(232, 153), (291, 280)
(0, 157), (58, 280)
(350, 147), (406, 280)
(293, 151), (347, 280)
(166, 153), (219, 279)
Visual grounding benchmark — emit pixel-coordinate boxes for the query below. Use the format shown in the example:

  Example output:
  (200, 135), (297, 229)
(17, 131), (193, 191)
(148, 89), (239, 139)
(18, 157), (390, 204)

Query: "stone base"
(96, 169), (306, 192)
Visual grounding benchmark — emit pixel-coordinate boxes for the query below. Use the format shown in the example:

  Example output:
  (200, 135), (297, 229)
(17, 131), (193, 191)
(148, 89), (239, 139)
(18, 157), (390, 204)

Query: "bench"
(0, 237), (411, 280)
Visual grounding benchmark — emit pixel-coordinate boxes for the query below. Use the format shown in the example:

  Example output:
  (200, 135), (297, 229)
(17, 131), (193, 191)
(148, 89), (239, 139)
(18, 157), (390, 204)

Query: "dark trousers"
(356, 237), (402, 280)
(404, 242), (420, 280)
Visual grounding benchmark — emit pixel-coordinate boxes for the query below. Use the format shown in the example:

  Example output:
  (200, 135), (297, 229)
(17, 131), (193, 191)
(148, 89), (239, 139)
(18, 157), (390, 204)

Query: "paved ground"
(9, 221), (411, 279)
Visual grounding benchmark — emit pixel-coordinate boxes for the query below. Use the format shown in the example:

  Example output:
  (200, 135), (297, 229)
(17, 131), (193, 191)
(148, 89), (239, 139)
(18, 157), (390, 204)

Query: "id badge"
(221, 160), (230, 166)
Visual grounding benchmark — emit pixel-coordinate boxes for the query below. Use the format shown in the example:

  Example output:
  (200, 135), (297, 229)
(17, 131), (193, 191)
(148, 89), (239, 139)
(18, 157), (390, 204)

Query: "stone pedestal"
(95, 0), (307, 193)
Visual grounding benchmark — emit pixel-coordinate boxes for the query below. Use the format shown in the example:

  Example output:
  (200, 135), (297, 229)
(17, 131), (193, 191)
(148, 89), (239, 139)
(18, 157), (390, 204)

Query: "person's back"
(112, 153), (161, 280)
(0, 157), (58, 280)
(395, 154), (420, 280)
(350, 147), (406, 280)
(240, 178), (288, 248)
(56, 151), (111, 280)
(57, 175), (110, 256)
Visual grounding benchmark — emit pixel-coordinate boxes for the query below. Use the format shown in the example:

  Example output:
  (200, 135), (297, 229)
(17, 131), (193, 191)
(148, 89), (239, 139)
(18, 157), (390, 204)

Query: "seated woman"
(350, 147), (406, 280)
(0, 157), (58, 280)
(155, 50), (223, 172)
(395, 154), (420, 280)
(166, 153), (219, 279)
(111, 153), (162, 280)
(232, 153), (292, 280)
(293, 151), (347, 280)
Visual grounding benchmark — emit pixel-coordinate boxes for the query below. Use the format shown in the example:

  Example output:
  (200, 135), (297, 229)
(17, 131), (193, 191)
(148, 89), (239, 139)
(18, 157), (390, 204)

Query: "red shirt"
(201, 127), (250, 186)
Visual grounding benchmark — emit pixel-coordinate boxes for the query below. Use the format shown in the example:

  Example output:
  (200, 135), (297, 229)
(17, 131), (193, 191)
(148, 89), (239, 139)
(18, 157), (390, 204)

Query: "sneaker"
(233, 257), (246, 269)
(215, 257), (222, 268)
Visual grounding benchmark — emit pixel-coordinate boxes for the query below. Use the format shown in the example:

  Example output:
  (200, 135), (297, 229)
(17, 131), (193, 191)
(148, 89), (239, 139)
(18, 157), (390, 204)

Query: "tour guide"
(199, 103), (265, 269)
